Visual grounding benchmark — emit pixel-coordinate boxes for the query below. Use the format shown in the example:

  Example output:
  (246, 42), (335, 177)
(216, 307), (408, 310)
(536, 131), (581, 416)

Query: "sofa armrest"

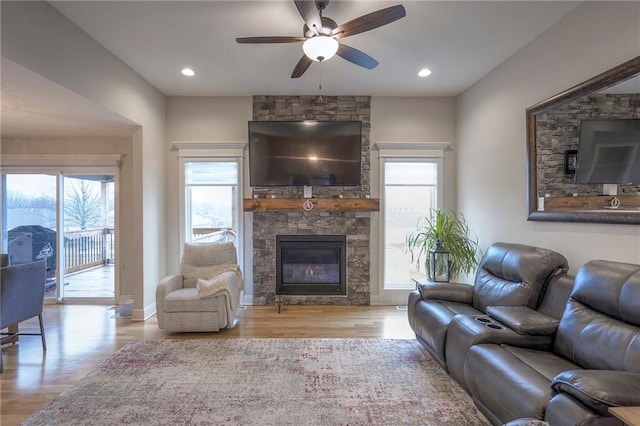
(551, 370), (640, 416)
(486, 306), (559, 336)
(417, 283), (473, 304)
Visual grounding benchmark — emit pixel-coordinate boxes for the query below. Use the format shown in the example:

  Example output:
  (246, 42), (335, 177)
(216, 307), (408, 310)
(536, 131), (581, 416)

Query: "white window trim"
(173, 141), (246, 268)
(1, 154), (123, 169)
(373, 142), (451, 304)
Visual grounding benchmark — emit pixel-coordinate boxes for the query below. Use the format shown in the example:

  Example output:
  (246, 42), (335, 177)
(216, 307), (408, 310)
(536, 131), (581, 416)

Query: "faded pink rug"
(24, 338), (488, 425)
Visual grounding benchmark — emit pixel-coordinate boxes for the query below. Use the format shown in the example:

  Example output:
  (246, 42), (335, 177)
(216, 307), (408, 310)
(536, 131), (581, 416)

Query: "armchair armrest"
(157, 274), (184, 297)
(486, 306), (559, 336)
(551, 370), (640, 416)
(417, 283), (473, 304)
(156, 274), (184, 329)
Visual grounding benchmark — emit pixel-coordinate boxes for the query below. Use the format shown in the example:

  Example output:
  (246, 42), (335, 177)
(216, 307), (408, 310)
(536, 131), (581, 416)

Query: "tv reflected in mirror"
(576, 119), (640, 184)
(248, 121), (362, 187)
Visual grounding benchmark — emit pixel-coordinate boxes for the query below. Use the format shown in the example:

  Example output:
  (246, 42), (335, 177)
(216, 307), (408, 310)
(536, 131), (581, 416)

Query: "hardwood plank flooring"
(1, 304), (415, 425)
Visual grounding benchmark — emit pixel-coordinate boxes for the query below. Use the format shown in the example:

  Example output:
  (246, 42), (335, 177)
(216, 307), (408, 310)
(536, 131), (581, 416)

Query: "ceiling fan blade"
(294, 0), (322, 34)
(291, 55), (313, 78)
(236, 36), (307, 44)
(336, 44), (378, 70)
(332, 5), (406, 39)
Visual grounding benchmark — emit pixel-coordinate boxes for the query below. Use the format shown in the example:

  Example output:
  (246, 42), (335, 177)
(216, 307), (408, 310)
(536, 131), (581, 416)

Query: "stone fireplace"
(252, 211), (370, 305)
(250, 95), (372, 306)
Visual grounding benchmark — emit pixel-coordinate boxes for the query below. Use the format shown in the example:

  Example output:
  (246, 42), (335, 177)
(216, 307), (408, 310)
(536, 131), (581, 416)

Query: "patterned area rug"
(24, 339), (489, 425)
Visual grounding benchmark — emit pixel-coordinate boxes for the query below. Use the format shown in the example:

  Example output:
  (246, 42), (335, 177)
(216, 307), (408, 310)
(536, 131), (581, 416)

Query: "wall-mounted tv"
(576, 119), (640, 184)
(248, 121), (362, 186)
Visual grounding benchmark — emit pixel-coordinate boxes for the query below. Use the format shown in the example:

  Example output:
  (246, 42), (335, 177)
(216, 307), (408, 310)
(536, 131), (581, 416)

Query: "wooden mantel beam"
(243, 198), (380, 212)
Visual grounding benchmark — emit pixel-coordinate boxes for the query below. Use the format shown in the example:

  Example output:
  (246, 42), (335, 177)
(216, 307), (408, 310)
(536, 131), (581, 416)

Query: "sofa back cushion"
(537, 274), (574, 320)
(553, 260), (640, 372)
(180, 242), (238, 288)
(472, 242), (568, 312)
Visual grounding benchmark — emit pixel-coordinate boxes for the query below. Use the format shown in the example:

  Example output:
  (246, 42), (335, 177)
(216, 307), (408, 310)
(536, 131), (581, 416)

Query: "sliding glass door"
(2, 174), (59, 298)
(1, 172), (116, 302)
(62, 174), (115, 298)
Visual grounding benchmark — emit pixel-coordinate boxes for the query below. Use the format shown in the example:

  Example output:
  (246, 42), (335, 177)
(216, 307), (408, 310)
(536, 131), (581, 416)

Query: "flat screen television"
(248, 121), (362, 186)
(576, 119), (640, 184)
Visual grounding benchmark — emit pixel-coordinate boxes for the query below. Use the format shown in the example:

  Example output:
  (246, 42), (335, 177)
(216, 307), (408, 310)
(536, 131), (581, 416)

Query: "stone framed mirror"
(526, 56), (640, 224)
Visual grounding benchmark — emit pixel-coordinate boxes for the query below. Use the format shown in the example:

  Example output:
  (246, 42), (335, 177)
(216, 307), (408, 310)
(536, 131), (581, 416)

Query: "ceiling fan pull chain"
(318, 63), (324, 103)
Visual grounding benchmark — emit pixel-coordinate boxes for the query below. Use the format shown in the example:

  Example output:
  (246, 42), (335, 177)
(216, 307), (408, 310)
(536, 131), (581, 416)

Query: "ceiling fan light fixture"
(303, 36), (339, 62)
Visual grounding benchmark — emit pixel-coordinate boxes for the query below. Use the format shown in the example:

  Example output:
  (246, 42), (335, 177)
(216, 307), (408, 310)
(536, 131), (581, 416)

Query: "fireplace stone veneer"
(252, 212), (370, 306)
(250, 95), (372, 306)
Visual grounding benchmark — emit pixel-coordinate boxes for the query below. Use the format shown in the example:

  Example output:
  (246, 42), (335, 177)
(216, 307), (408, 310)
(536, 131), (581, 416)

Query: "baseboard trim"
(132, 302), (156, 322)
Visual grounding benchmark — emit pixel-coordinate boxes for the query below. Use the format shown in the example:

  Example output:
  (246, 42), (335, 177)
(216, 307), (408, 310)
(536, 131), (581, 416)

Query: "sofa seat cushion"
(503, 346), (580, 381)
(464, 344), (580, 423)
(411, 300), (482, 366)
(164, 288), (220, 313)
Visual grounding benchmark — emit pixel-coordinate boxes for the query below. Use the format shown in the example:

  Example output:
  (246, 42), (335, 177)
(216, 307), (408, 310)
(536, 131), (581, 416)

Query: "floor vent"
(395, 306), (408, 311)
(237, 305), (248, 311)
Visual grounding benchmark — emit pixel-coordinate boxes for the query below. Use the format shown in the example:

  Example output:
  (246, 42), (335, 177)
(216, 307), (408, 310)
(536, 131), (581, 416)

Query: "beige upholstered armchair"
(156, 242), (243, 332)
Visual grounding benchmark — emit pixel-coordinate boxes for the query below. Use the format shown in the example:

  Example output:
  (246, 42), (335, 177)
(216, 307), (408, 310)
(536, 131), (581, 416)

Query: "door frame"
(1, 154), (123, 304)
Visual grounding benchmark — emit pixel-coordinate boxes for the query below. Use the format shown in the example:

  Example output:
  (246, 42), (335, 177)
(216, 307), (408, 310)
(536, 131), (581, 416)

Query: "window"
(376, 142), (448, 293)
(383, 161), (440, 289)
(184, 161), (239, 244)
(174, 142), (245, 268)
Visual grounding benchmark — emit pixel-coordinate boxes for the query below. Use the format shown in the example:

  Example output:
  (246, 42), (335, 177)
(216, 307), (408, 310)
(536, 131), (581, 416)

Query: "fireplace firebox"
(276, 235), (347, 296)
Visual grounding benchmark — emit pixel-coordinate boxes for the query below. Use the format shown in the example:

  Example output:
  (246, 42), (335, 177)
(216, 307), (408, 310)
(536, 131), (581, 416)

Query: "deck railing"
(192, 227), (236, 243)
(64, 228), (114, 274)
(62, 227), (231, 274)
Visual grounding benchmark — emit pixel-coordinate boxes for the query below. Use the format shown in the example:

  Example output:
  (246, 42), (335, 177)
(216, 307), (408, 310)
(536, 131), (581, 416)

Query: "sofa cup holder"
(474, 316), (504, 330)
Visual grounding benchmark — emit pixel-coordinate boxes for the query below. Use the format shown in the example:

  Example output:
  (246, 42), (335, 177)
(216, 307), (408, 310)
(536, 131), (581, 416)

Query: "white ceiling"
(50, 0), (580, 97)
(2, 0), (582, 138)
(1, 58), (138, 138)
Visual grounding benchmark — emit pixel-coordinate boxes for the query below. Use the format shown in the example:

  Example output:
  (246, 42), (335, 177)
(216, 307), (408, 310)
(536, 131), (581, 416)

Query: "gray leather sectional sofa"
(408, 242), (640, 425)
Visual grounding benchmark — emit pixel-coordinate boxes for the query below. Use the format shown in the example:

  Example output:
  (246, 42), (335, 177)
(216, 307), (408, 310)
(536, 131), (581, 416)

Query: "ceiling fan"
(236, 0), (406, 78)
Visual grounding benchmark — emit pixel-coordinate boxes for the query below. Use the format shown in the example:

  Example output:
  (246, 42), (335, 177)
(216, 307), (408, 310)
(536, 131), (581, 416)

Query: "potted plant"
(406, 208), (480, 282)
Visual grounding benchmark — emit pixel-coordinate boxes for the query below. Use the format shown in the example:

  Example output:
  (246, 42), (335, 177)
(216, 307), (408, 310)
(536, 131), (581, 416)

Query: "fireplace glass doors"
(276, 235), (346, 296)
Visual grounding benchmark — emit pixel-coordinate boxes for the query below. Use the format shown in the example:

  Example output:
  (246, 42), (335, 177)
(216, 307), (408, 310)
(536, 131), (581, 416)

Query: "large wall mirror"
(527, 56), (640, 225)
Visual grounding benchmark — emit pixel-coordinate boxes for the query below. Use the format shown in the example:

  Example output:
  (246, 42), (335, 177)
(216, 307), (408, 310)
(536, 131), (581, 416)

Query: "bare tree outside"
(64, 179), (102, 230)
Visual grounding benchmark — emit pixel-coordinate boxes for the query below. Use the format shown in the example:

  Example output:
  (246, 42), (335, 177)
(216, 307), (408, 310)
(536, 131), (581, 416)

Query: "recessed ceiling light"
(418, 68), (432, 77)
(181, 68), (195, 77)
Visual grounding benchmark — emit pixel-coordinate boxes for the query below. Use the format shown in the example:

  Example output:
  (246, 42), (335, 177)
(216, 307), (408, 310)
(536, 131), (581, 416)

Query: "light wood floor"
(1, 304), (415, 425)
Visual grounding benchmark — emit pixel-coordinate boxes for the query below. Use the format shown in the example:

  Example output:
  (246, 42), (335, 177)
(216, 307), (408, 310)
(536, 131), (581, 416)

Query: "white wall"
(165, 96), (252, 264)
(370, 97), (457, 303)
(370, 97), (457, 208)
(1, 1), (166, 318)
(165, 96), (457, 302)
(457, 1), (640, 274)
